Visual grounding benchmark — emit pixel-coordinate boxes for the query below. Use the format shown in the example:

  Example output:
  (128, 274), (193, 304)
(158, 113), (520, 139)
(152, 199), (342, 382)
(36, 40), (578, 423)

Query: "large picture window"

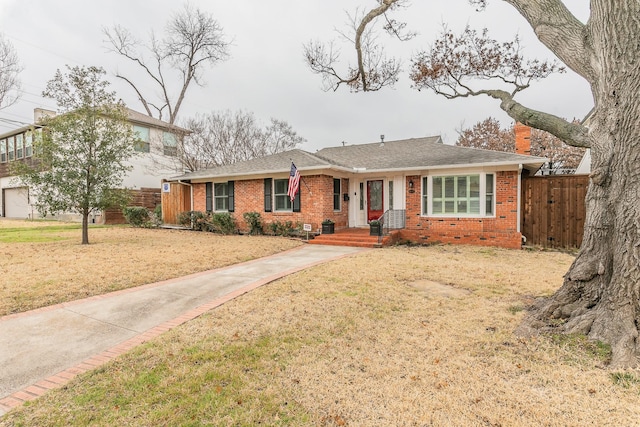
(423, 173), (494, 216)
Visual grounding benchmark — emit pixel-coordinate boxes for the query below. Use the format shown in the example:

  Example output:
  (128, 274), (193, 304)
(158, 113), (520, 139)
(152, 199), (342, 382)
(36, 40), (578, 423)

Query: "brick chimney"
(514, 122), (531, 155)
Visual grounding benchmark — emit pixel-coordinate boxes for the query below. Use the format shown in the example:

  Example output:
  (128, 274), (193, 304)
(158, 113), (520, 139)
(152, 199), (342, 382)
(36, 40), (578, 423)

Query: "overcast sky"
(0, 0), (592, 152)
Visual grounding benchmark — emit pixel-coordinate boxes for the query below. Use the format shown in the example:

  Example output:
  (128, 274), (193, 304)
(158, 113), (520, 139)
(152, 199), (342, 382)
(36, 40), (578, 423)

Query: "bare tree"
(309, 0), (640, 367)
(104, 3), (230, 124)
(154, 110), (306, 173)
(456, 117), (514, 152)
(456, 117), (585, 171)
(0, 34), (21, 108)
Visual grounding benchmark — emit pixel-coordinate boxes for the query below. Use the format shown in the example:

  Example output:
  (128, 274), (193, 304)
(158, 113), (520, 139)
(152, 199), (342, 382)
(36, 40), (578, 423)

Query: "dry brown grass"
(3, 244), (639, 426)
(0, 220), (301, 316)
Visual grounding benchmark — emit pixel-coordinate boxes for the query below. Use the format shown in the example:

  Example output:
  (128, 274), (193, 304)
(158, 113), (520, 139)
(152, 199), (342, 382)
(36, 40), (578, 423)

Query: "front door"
(367, 180), (384, 222)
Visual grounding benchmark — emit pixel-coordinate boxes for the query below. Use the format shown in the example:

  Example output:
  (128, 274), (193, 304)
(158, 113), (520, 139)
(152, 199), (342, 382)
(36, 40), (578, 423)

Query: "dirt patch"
(407, 279), (471, 297)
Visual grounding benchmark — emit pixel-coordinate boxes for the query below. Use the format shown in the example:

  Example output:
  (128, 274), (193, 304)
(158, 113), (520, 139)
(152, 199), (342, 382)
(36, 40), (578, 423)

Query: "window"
(25, 131), (33, 157)
(163, 131), (177, 156)
(485, 174), (494, 215)
(133, 125), (150, 153)
(214, 183), (229, 211)
(15, 134), (23, 159)
(7, 136), (14, 161)
(422, 176), (428, 214)
(423, 173), (494, 216)
(389, 181), (394, 210)
(359, 182), (364, 210)
(333, 178), (341, 211)
(0, 139), (6, 163)
(274, 179), (292, 211)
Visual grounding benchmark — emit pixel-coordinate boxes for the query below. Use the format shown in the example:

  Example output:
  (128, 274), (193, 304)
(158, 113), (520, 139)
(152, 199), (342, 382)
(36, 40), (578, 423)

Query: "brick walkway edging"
(0, 247), (365, 415)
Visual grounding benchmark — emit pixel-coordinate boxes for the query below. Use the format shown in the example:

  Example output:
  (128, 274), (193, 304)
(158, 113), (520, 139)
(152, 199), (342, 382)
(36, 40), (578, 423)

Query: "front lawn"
(0, 220), (301, 316)
(3, 245), (639, 425)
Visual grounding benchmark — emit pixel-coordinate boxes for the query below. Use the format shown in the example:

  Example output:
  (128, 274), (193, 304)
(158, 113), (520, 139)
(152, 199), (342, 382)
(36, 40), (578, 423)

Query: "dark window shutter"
(228, 181), (235, 212)
(293, 189), (301, 212)
(205, 182), (212, 212)
(264, 178), (272, 212)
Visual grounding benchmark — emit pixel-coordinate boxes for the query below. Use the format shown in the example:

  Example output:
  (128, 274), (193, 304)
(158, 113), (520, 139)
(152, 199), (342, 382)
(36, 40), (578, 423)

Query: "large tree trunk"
(519, 0), (640, 368)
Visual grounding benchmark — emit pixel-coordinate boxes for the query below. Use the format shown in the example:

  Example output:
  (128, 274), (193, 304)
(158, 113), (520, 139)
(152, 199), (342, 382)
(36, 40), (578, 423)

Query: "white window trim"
(422, 172), (496, 218)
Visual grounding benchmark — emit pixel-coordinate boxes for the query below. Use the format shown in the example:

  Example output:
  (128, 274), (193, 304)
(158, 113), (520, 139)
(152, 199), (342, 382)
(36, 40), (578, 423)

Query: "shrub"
(209, 212), (237, 235)
(243, 211), (263, 235)
(177, 211), (237, 234)
(153, 204), (162, 223)
(177, 211), (208, 230)
(266, 220), (301, 237)
(122, 206), (152, 228)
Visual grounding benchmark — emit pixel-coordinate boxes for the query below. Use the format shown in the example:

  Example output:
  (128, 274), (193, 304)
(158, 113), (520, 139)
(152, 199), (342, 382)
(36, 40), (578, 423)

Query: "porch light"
(409, 179), (414, 189)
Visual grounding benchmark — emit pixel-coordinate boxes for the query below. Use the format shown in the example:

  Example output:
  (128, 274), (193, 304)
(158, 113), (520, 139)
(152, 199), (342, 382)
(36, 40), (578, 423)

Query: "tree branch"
(483, 88), (590, 148)
(501, 0), (593, 79)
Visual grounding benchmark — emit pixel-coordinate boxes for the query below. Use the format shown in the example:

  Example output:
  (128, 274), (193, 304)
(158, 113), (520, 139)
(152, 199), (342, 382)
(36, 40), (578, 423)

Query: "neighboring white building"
(0, 108), (189, 222)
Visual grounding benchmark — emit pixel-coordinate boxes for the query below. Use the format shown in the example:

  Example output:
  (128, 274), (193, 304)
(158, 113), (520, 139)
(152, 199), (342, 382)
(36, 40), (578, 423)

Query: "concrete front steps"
(309, 227), (398, 248)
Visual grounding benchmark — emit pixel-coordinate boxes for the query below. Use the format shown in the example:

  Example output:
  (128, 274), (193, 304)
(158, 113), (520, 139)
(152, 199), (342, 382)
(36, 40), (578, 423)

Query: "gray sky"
(0, 0), (592, 152)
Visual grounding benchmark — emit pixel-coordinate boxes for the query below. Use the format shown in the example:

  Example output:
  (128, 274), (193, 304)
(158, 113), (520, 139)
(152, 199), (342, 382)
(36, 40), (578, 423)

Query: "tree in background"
(308, 0), (640, 367)
(456, 117), (585, 172)
(154, 110), (306, 173)
(0, 34), (21, 108)
(104, 3), (230, 124)
(14, 66), (136, 244)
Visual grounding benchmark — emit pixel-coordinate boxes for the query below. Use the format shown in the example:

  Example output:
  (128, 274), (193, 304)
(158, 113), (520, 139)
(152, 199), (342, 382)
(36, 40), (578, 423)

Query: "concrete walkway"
(0, 244), (366, 416)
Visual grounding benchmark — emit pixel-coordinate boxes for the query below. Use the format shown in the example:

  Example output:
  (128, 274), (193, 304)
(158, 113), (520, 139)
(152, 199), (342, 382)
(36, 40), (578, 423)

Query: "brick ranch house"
(163, 131), (545, 249)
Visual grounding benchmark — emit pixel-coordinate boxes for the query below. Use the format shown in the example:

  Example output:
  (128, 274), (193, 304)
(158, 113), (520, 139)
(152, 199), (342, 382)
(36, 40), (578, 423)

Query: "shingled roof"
(170, 136), (546, 181)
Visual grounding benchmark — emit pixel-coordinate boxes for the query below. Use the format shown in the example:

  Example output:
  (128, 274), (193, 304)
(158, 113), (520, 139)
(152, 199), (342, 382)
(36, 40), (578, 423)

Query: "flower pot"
(369, 223), (382, 236)
(322, 223), (335, 234)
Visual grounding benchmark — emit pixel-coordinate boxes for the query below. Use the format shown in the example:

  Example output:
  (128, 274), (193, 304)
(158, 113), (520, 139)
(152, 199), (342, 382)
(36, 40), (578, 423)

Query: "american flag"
(288, 162), (301, 201)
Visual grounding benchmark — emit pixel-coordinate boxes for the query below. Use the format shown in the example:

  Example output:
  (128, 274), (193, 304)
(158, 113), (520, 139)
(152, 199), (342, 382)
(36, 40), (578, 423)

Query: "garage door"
(3, 187), (30, 219)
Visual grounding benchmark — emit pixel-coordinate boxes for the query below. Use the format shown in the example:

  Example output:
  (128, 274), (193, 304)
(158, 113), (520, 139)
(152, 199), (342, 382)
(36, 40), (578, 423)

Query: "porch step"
(309, 228), (397, 248)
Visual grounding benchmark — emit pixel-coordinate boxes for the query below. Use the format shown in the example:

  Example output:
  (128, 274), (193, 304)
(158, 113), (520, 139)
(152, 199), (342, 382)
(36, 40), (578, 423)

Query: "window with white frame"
(274, 179), (292, 211)
(163, 131), (177, 156)
(15, 134), (23, 159)
(7, 136), (14, 161)
(133, 125), (150, 153)
(423, 173), (495, 216)
(25, 131), (33, 157)
(0, 139), (6, 163)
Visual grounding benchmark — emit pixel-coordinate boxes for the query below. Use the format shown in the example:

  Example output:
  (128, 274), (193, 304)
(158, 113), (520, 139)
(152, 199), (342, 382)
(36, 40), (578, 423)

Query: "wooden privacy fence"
(521, 175), (589, 249)
(161, 182), (191, 225)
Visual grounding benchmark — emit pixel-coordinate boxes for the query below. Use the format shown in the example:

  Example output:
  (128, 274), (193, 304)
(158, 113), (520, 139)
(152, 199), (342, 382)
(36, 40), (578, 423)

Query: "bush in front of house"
(123, 206), (154, 228)
(177, 210), (237, 235)
(267, 220), (302, 237)
(209, 212), (237, 235)
(243, 211), (263, 235)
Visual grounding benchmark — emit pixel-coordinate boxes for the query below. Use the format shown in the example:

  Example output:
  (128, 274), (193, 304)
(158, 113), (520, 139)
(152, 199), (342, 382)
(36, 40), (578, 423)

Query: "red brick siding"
(402, 172), (522, 249)
(192, 175), (349, 233)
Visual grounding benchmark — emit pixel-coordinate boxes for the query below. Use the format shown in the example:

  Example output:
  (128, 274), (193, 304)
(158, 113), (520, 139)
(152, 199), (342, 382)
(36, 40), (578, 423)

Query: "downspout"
(517, 164), (523, 242)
